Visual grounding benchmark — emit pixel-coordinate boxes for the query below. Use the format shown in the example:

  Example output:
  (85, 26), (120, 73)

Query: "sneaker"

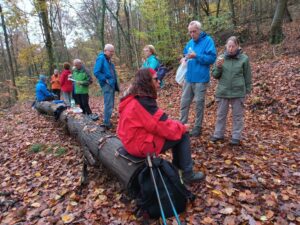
(183, 171), (205, 184)
(230, 139), (240, 145)
(210, 136), (224, 143)
(189, 127), (202, 137)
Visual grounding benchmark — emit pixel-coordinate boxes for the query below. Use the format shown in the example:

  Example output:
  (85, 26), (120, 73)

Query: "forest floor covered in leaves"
(0, 23), (299, 225)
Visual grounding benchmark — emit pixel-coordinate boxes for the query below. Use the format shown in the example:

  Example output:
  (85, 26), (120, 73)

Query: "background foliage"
(0, 0), (299, 107)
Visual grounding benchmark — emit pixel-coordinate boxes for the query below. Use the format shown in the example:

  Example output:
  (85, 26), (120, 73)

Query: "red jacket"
(117, 95), (186, 158)
(60, 69), (73, 92)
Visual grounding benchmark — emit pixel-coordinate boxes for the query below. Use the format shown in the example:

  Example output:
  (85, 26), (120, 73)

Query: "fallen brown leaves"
(0, 22), (299, 224)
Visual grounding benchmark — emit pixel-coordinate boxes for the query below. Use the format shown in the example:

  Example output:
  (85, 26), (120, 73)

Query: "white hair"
(104, 44), (114, 51)
(188, 21), (202, 30)
(54, 69), (59, 73)
(73, 59), (82, 64)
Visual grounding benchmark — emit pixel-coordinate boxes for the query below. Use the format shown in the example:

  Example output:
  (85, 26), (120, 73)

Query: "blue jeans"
(102, 84), (115, 126)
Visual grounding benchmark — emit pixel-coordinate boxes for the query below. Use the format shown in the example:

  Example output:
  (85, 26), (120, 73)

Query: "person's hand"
(216, 56), (224, 68)
(187, 52), (196, 59)
(184, 123), (190, 131)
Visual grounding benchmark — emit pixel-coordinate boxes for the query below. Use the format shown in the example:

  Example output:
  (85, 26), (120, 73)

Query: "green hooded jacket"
(72, 67), (91, 94)
(212, 51), (252, 98)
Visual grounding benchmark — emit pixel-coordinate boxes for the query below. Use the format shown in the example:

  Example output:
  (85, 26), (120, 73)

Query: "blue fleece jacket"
(93, 52), (118, 88)
(36, 80), (53, 101)
(183, 32), (217, 83)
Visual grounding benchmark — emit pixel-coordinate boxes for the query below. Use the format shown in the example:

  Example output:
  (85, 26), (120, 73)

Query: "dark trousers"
(161, 133), (193, 176)
(75, 94), (92, 115)
(52, 89), (61, 99)
(43, 96), (55, 101)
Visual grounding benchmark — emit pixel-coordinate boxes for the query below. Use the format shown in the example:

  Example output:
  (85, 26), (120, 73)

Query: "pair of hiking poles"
(146, 154), (182, 225)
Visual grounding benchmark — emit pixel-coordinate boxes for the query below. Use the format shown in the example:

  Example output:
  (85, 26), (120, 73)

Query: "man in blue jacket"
(93, 44), (120, 129)
(35, 75), (56, 102)
(180, 21), (217, 137)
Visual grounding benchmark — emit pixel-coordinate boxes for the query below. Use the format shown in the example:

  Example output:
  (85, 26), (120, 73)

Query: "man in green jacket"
(72, 59), (92, 115)
(210, 36), (252, 145)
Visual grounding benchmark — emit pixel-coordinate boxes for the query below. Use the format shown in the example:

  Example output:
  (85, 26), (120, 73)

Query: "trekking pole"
(147, 154), (167, 225)
(154, 155), (182, 225)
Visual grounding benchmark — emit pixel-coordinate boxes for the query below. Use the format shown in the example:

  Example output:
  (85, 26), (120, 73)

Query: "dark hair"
(128, 68), (157, 98)
(63, 62), (71, 70)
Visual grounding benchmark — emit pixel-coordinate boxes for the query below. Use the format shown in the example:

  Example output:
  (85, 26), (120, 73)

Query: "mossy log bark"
(35, 101), (143, 191)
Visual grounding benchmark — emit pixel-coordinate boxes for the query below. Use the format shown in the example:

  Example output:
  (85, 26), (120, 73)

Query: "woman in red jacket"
(117, 68), (204, 184)
(60, 62), (73, 106)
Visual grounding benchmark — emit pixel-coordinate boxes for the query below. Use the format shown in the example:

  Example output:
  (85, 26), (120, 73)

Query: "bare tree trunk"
(228, 0), (237, 27)
(35, 0), (54, 76)
(216, 0), (221, 17)
(9, 33), (19, 77)
(270, 0), (287, 44)
(0, 35), (9, 80)
(284, 2), (292, 22)
(0, 4), (18, 101)
(253, 0), (262, 36)
(123, 0), (134, 69)
(104, 0), (134, 65)
(100, 0), (106, 49)
(199, 0), (210, 16)
(116, 0), (121, 59)
(24, 29), (38, 75)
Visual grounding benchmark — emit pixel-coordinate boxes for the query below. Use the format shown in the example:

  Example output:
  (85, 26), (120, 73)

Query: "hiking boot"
(210, 136), (224, 143)
(189, 127), (202, 137)
(230, 139), (240, 145)
(183, 171), (205, 184)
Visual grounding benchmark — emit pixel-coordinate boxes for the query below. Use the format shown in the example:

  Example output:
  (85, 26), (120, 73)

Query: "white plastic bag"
(175, 61), (187, 85)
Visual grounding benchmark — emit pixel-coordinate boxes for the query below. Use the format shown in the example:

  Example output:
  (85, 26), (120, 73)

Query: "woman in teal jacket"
(210, 36), (252, 145)
(142, 45), (160, 70)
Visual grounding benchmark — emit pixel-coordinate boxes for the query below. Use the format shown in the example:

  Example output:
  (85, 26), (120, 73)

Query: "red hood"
(119, 95), (135, 114)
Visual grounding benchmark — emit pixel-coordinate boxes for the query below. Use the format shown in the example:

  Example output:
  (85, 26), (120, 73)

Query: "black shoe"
(100, 123), (112, 130)
(230, 139), (240, 145)
(189, 128), (202, 137)
(210, 136), (224, 143)
(183, 172), (205, 184)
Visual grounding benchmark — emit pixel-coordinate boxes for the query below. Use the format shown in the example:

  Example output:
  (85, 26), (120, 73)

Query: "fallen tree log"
(35, 101), (143, 194)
